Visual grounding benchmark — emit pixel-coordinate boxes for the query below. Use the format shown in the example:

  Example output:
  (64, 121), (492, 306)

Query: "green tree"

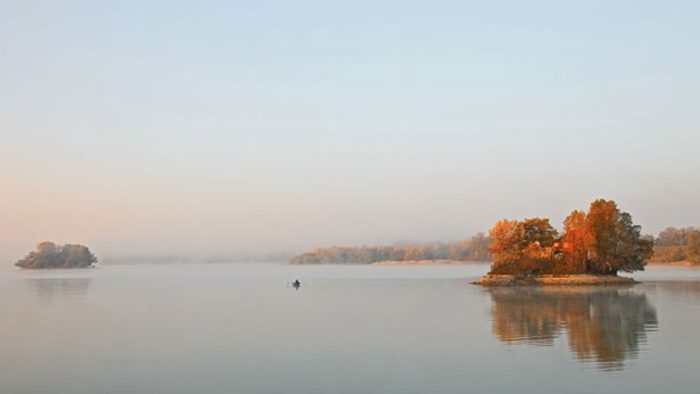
(521, 218), (558, 248)
(615, 212), (653, 272)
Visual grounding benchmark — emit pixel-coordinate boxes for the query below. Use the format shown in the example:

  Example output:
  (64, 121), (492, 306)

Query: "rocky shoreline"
(473, 274), (637, 286)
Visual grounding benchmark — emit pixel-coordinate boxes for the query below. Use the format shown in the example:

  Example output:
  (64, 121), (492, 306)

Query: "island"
(15, 241), (97, 269)
(475, 199), (653, 286)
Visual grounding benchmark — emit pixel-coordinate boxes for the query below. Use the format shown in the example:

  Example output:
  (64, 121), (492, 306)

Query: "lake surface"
(2, 263), (700, 394)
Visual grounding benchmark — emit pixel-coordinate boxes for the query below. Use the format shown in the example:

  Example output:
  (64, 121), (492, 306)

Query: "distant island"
(15, 241), (97, 269)
(475, 199), (652, 286)
(289, 233), (491, 265)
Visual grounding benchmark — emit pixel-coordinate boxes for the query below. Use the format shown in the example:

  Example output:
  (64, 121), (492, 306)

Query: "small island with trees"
(475, 199), (654, 286)
(15, 241), (97, 269)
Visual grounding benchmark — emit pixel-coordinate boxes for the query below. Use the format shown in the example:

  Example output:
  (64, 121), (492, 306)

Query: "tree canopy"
(488, 199), (653, 275)
(15, 242), (97, 269)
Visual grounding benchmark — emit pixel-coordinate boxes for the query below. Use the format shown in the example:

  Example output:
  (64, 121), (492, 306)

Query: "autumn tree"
(488, 218), (557, 274)
(585, 199), (620, 273)
(562, 210), (589, 273)
(584, 199), (652, 274)
(489, 219), (525, 272)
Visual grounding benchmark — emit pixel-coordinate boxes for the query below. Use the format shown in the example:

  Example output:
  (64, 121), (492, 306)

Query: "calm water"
(2, 263), (700, 394)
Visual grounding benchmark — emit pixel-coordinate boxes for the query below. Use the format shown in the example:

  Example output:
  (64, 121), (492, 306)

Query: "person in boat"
(292, 279), (301, 288)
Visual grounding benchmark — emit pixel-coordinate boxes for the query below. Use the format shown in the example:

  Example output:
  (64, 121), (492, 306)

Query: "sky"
(1, 0), (699, 262)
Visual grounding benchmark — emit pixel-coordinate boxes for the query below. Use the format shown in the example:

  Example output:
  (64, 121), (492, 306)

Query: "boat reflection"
(487, 286), (658, 371)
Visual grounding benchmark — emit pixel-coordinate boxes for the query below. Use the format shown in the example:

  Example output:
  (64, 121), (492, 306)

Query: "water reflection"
(655, 281), (700, 297)
(488, 287), (658, 371)
(26, 277), (92, 299)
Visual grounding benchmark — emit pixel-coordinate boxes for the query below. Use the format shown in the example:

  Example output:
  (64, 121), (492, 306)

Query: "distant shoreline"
(648, 260), (694, 267)
(474, 274), (637, 286)
(372, 259), (486, 265)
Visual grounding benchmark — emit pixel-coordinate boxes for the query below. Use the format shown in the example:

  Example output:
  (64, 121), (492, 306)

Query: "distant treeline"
(652, 227), (700, 264)
(289, 224), (700, 266)
(290, 233), (491, 264)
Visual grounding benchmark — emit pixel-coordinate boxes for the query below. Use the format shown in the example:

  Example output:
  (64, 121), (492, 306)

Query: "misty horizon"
(3, 2), (700, 394)
(2, 1), (699, 263)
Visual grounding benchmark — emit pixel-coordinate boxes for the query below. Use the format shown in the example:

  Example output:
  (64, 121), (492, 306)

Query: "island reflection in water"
(26, 277), (92, 299)
(487, 286), (658, 371)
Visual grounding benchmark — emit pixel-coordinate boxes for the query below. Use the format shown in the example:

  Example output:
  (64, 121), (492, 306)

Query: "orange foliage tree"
(584, 199), (652, 274)
(488, 199), (652, 275)
(562, 210), (589, 274)
(488, 218), (558, 274)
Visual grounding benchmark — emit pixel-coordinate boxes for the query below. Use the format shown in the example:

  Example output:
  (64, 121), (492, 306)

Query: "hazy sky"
(1, 1), (699, 261)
